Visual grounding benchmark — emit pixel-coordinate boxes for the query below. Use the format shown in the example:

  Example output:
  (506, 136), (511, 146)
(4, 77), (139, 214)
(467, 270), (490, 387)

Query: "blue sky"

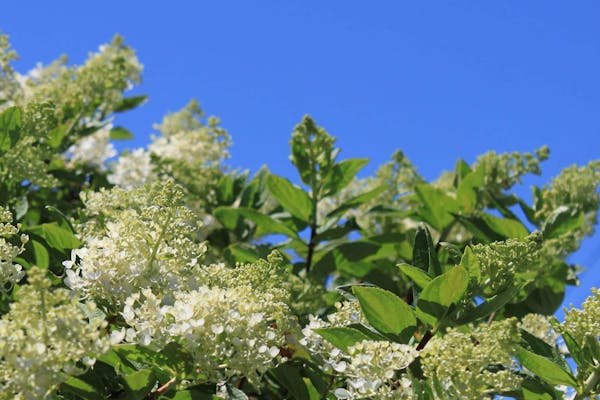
(2, 2), (599, 312)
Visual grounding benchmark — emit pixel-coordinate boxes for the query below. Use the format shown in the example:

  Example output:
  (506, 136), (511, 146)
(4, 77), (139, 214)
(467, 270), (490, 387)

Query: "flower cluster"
(109, 100), (230, 212)
(64, 123), (116, 171)
(519, 313), (558, 346)
(333, 340), (418, 399)
(0, 268), (109, 399)
(421, 319), (522, 399)
(16, 35), (142, 120)
(107, 148), (156, 189)
(0, 34), (19, 109)
(64, 181), (206, 308)
(301, 301), (418, 398)
(0, 102), (62, 190)
(473, 146), (549, 194)
(300, 300), (365, 373)
(536, 161), (600, 233)
(121, 282), (295, 385)
(562, 288), (600, 343)
(471, 232), (543, 297)
(0, 207), (26, 289)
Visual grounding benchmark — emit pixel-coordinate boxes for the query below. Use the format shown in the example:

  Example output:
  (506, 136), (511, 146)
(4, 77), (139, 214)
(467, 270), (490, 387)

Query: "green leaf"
(412, 225), (441, 276)
(110, 126), (134, 140)
(352, 286), (416, 339)
(417, 266), (468, 327)
(453, 214), (506, 242)
(31, 240), (50, 268)
(28, 223), (81, 251)
(521, 378), (560, 400)
(582, 334), (600, 365)
(455, 285), (521, 325)
(459, 246), (481, 285)
(311, 241), (381, 279)
(543, 206), (585, 239)
(47, 123), (68, 148)
(214, 206), (299, 238)
(398, 263), (432, 289)
(456, 167), (485, 212)
(271, 363), (311, 400)
(114, 95), (148, 112)
(415, 184), (460, 230)
(480, 213), (529, 239)
(224, 385), (248, 399)
(122, 369), (156, 399)
(267, 174), (313, 222)
(515, 346), (577, 388)
(169, 390), (217, 400)
(0, 106), (21, 153)
(322, 158), (369, 197)
(61, 376), (104, 400)
(326, 185), (387, 219)
(314, 327), (374, 353)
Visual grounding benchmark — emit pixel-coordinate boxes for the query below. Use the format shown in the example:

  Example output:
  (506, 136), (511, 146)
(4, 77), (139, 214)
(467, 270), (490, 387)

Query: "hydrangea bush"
(0, 32), (599, 399)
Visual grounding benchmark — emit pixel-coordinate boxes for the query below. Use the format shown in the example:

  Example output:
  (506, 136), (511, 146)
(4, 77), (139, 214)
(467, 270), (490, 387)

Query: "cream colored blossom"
(519, 314), (558, 346)
(65, 181), (206, 308)
(562, 288), (600, 343)
(107, 148), (156, 189)
(0, 207), (26, 288)
(0, 268), (109, 399)
(122, 280), (295, 385)
(332, 340), (417, 399)
(421, 319), (522, 399)
(471, 232), (543, 297)
(65, 123), (116, 171)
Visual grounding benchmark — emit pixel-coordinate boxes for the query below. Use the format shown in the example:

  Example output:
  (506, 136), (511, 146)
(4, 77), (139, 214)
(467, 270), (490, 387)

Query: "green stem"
(146, 212), (172, 273)
(576, 365), (600, 400)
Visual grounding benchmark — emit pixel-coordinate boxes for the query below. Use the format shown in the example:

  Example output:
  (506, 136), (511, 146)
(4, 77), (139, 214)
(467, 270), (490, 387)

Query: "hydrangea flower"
(0, 207), (26, 288)
(421, 319), (522, 399)
(0, 268), (109, 399)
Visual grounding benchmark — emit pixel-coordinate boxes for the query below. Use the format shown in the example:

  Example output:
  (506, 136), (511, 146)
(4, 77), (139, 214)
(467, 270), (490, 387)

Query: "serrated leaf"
(352, 286), (416, 339)
(515, 346), (577, 387)
(417, 266), (468, 327)
(314, 327), (374, 353)
(114, 95), (148, 112)
(398, 263), (432, 289)
(267, 174), (313, 222)
(110, 126), (134, 140)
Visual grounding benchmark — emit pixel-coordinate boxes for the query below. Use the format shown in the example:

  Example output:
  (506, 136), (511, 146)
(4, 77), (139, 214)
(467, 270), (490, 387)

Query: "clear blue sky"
(2, 2), (599, 313)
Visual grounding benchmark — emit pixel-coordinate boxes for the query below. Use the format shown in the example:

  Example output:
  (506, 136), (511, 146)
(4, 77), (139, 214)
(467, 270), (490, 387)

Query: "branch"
(145, 376), (176, 399)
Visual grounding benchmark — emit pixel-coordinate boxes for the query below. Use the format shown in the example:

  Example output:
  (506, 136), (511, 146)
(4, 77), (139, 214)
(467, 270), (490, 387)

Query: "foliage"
(0, 32), (599, 400)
